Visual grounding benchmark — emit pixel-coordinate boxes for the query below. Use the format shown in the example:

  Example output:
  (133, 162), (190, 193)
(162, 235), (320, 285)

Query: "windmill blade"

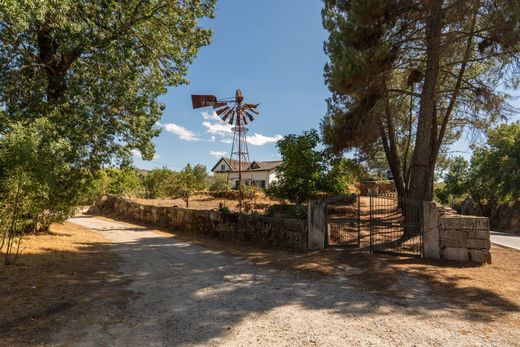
(216, 106), (230, 116)
(248, 107), (259, 115)
(228, 111), (235, 125)
(244, 111), (255, 122)
(221, 108), (233, 121)
(241, 114), (248, 125)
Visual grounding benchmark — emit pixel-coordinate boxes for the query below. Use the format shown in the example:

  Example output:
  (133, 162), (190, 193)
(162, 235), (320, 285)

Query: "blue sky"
(132, 0), (330, 170)
(132, 0), (519, 171)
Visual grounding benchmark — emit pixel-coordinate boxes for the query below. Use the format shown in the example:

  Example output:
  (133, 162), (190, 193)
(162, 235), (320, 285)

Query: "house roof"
(211, 157), (282, 172)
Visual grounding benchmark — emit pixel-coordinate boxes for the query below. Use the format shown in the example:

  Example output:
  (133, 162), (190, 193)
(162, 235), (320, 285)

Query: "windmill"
(191, 89), (260, 211)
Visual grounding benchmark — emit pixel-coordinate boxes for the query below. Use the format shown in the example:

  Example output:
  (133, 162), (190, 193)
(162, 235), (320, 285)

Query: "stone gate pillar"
(423, 201), (440, 259)
(308, 200), (327, 250)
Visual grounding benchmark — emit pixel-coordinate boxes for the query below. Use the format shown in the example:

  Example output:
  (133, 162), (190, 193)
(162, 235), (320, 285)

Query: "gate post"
(422, 201), (440, 259)
(308, 200), (327, 250)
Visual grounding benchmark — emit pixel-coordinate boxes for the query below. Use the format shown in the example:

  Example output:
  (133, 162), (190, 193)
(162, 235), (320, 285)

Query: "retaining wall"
(438, 216), (491, 264)
(423, 201), (491, 264)
(93, 196), (308, 251)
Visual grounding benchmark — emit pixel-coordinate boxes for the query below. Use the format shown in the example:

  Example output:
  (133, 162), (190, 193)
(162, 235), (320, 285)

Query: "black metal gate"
(325, 194), (423, 257)
(369, 195), (423, 257)
(325, 194), (361, 248)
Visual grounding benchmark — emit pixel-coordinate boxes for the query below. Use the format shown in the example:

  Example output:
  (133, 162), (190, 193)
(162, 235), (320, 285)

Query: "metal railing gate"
(325, 194), (423, 257)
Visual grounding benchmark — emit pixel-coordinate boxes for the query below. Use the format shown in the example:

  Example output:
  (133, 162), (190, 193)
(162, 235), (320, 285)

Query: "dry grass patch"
(130, 193), (278, 213)
(0, 222), (121, 345)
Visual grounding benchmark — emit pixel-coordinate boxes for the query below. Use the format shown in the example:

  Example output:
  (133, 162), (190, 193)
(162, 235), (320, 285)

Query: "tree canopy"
(321, 0), (520, 201)
(0, 0), (215, 166)
(439, 122), (520, 216)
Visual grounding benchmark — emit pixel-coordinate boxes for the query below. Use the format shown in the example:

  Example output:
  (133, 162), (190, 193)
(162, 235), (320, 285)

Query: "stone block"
(442, 247), (469, 262)
(470, 249), (491, 264)
(467, 229), (490, 240)
(466, 238), (491, 250)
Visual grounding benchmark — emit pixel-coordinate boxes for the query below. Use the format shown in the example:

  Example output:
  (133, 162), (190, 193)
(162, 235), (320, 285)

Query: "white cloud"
(209, 150), (227, 158)
(220, 138), (233, 144)
(202, 120), (233, 136)
(131, 149), (159, 160)
(247, 133), (283, 146)
(201, 111), (233, 138)
(202, 111), (221, 121)
(162, 122), (200, 141)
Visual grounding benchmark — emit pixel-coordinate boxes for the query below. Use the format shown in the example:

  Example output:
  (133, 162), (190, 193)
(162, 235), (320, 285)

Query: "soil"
(7, 215), (515, 346)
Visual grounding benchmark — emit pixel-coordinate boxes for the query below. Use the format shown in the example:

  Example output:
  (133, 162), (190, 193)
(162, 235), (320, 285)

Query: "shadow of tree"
(3, 215), (519, 346)
(48, 216), (520, 345)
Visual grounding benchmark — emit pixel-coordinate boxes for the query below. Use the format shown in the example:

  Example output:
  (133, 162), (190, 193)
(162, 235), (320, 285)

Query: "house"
(210, 157), (283, 189)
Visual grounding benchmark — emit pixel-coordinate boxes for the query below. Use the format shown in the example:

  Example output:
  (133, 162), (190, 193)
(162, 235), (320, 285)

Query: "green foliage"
(321, 0), (520, 201)
(265, 204), (307, 220)
(321, 157), (366, 195)
(267, 130), (325, 204)
(83, 168), (141, 202)
(268, 130), (364, 203)
(141, 168), (174, 199)
(0, 1), (215, 166)
(167, 164), (208, 207)
(439, 123), (520, 216)
(218, 203), (231, 214)
(0, 120), (86, 264)
(0, 2), (214, 264)
(209, 173), (230, 195)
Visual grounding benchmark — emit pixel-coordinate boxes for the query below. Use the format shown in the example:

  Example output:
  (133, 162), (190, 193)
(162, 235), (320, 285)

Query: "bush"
(266, 204), (307, 219)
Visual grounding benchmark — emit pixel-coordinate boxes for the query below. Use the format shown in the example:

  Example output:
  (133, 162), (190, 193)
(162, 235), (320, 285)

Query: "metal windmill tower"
(191, 89), (260, 211)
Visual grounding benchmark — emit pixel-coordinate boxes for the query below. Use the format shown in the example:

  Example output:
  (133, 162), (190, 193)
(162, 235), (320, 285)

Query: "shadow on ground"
(51, 215), (520, 345)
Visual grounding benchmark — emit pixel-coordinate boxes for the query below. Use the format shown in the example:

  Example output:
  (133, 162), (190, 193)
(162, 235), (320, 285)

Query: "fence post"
(308, 200), (327, 250)
(422, 201), (440, 259)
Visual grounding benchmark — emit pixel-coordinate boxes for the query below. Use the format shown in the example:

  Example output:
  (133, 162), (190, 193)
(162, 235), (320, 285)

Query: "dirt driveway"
(44, 215), (519, 346)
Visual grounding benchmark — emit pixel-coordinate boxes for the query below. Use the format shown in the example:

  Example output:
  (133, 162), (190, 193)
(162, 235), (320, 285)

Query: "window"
(220, 164), (226, 171)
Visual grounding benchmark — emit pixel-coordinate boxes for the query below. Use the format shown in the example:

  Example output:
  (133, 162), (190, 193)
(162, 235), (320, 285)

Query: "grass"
(0, 222), (120, 345)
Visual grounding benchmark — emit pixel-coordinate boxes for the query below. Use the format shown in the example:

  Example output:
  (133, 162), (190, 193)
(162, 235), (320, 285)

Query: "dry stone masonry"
(93, 196), (308, 251)
(438, 216), (491, 264)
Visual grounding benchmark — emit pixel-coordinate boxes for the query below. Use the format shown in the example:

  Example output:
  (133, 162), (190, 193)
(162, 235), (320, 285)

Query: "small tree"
(210, 173), (230, 195)
(168, 164), (207, 207)
(140, 167), (173, 199)
(268, 130), (325, 204)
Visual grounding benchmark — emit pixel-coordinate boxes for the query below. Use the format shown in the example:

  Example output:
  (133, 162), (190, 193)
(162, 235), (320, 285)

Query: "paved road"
(49, 215), (520, 346)
(491, 231), (520, 250)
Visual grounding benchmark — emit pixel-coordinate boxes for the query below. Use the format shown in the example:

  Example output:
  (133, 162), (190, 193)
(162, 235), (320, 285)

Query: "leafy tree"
(140, 167), (173, 199)
(322, 0), (520, 202)
(0, 120), (85, 264)
(267, 130), (326, 204)
(192, 164), (209, 191)
(210, 173), (231, 195)
(168, 164), (207, 207)
(1, 1), (215, 167)
(439, 122), (520, 217)
(321, 157), (356, 195)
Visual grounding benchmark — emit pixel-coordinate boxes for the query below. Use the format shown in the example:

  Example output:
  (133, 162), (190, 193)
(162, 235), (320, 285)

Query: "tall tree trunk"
(408, 0), (443, 202)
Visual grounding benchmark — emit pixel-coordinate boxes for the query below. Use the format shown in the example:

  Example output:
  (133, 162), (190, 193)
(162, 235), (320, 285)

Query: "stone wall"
(438, 216), (491, 264)
(93, 196), (308, 251)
